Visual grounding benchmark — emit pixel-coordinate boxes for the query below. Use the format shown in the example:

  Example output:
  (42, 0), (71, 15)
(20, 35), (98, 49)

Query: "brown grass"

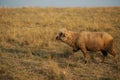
(0, 7), (120, 80)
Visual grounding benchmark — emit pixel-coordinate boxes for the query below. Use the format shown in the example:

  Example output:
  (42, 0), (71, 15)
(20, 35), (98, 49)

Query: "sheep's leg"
(109, 50), (118, 65)
(101, 50), (108, 63)
(81, 48), (89, 64)
(68, 48), (79, 59)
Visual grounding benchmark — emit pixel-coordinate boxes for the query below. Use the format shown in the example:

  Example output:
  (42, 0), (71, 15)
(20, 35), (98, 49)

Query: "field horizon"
(0, 7), (120, 80)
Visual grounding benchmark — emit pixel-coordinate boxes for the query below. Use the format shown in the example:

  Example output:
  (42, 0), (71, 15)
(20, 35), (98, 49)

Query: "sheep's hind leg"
(109, 50), (118, 65)
(101, 50), (108, 63)
(81, 49), (89, 64)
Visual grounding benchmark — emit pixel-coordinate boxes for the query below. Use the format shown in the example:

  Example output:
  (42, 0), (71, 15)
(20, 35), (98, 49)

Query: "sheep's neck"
(65, 32), (78, 48)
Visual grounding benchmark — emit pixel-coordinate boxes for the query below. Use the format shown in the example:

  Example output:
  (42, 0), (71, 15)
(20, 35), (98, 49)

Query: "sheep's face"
(56, 29), (76, 47)
(56, 31), (66, 41)
(56, 29), (71, 43)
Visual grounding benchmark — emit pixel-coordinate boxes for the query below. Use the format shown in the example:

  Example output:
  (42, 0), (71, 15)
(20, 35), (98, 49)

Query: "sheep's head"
(56, 28), (77, 47)
(56, 28), (69, 42)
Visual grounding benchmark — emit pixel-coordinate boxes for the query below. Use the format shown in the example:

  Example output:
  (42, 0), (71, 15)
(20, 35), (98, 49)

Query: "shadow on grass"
(31, 49), (70, 59)
(0, 46), (27, 54)
(0, 45), (70, 60)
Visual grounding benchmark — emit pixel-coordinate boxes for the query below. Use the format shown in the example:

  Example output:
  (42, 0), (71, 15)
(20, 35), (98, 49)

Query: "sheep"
(56, 28), (118, 64)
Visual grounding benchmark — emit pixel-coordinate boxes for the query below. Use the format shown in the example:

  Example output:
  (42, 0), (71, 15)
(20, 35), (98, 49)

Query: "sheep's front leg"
(73, 47), (79, 52)
(68, 48), (79, 59)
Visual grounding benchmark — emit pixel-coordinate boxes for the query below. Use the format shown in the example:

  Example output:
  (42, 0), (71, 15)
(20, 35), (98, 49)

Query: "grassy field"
(0, 7), (120, 80)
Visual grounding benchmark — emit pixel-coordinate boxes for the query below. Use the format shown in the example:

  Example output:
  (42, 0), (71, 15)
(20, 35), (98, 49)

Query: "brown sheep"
(56, 28), (118, 64)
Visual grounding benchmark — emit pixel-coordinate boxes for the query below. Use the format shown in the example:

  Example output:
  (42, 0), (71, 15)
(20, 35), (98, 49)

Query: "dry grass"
(0, 7), (120, 80)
